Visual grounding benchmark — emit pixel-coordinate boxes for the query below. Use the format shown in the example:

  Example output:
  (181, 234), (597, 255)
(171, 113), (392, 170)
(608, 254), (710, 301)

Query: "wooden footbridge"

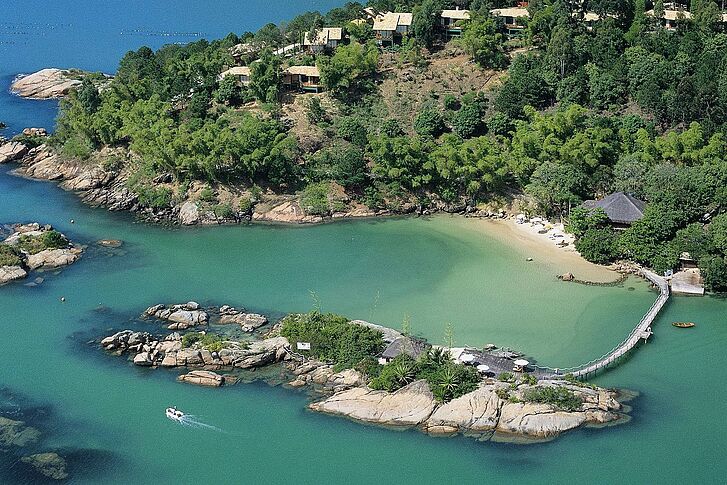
(533, 267), (670, 379)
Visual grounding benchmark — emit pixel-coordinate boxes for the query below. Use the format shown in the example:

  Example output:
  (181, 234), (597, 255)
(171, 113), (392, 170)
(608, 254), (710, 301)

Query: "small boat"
(165, 407), (185, 422)
(672, 322), (695, 328)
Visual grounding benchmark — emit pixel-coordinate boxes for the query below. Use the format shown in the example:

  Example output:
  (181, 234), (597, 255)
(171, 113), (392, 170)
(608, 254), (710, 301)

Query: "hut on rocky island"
(582, 192), (646, 229)
(378, 336), (430, 364)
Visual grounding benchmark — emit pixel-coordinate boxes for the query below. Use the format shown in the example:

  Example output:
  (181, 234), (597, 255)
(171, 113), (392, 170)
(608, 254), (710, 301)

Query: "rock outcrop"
(143, 302), (209, 330)
(101, 329), (291, 371)
(0, 223), (81, 286)
(26, 248), (81, 270)
(11, 68), (84, 99)
(178, 201), (200, 225)
(0, 265), (27, 285)
(309, 380), (438, 426)
(0, 141), (28, 164)
(178, 370), (225, 387)
(218, 305), (268, 332)
(311, 379), (624, 441)
(21, 452), (68, 480)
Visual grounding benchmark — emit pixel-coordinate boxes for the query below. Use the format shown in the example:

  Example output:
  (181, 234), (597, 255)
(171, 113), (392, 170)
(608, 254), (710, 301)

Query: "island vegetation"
(25, 0), (727, 289)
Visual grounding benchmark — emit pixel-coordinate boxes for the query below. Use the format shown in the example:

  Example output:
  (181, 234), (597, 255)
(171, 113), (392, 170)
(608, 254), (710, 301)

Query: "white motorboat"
(166, 407), (184, 422)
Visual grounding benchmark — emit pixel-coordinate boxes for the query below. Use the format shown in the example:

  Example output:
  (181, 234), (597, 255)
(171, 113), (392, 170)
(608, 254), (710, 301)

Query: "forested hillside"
(46, 0), (727, 289)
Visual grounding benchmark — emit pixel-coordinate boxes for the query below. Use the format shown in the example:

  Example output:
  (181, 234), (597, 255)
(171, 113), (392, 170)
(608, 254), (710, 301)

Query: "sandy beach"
(467, 217), (622, 284)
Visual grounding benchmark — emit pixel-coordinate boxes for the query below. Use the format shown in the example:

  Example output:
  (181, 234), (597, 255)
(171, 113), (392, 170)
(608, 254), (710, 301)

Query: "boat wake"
(170, 413), (225, 433)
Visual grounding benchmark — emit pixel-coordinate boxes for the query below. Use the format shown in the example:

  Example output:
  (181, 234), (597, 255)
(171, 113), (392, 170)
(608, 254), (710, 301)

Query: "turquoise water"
(2, 2), (727, 483)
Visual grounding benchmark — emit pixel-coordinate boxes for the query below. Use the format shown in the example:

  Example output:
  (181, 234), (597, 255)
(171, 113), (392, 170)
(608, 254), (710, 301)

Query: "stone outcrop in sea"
(10, 68), (108, 99)
(0, 223), (82, 286)
(310, 378), (623, 440)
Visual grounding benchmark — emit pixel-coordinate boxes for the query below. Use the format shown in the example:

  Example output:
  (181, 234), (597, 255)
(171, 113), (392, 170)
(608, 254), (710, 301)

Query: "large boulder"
(219, 312), (268, 332)
(0, 266), (27, 285)
(178, 370), (225, 387)
(143, 302), (208, 330)
(0, 141), (28, 164)
(11, 68), (83, 99)
(309, 380), (437, 427)
(425, 384), (504, 434)
(21, 452), (68, 480)
(26, 248), (80, 270)
(178, 201), (200, 225)
(223, 336), (289, 368)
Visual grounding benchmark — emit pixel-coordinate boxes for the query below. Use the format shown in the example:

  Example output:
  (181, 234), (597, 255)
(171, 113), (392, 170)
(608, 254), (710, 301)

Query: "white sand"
(468, 217), (621, 284)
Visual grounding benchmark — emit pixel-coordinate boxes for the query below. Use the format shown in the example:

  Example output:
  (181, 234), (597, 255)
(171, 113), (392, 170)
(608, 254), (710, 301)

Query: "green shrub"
(199, 186), (216, 203)
(413, 105), (445, 137)
(443, 94), (459, 111)
(136, 186), (172, 209)
(522, 386), (582, 411)
(0, 245), (23, 267)
(497, 372), (515, 383)
(213, 203), (234, 219)
(370, 354), (417, 391)
(181, 332), (224, 352)
(495, 387), (510, 400)
(521, 373), (537, 386)
(17, 231), (67, 255)
(280, 311), (384, 371)
(61, 135), (93, 159)
(239, 196), (253, 213)
(300, 182), (339, 216)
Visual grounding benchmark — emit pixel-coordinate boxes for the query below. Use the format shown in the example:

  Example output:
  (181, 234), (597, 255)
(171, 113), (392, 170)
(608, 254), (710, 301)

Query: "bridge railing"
(530, 267), (670, 377)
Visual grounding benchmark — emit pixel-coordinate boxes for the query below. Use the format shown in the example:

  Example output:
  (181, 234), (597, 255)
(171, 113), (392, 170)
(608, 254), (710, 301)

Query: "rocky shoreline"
(0, 136), (512, 227)
(10, 68), (109, 99)
(98, 302), (629, 443)
(0, 223), (82, 286)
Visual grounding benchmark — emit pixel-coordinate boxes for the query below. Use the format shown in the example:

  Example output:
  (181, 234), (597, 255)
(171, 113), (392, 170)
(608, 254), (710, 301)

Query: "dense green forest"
(49, 0), (727, 289)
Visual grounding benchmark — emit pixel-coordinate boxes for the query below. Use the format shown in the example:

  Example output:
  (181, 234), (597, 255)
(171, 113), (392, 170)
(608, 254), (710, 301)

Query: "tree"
(451, 102), (485, 138)
(318, 41), (379, 98)
(412, 0), (443, 48)
(575, 227), (618, 263)
(249, 50), (281, 103)
(459, 13), (507, 69)
(526, 161), (587, 218)
(414, 104), (446, 137)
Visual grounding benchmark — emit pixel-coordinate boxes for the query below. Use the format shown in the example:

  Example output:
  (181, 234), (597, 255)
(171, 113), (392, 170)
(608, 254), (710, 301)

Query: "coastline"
(466, 217), (622, 284)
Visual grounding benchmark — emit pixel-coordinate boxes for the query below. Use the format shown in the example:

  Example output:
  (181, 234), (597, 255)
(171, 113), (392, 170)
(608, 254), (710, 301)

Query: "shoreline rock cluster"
(98, 302), (629, 443)
(10, 68), (109, 99)
(310, 378), (623, 440)
(0, 223), (82, 286)
(142, 301), (268, 332)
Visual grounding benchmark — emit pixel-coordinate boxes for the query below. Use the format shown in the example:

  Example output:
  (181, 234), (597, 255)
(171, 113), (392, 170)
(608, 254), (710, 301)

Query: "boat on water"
(672, 322), (695, 328)
(166, 407), (185, 422)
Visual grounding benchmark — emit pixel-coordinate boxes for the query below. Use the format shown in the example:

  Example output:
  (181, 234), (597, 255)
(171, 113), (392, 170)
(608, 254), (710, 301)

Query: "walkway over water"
(534, 267), (670, 379)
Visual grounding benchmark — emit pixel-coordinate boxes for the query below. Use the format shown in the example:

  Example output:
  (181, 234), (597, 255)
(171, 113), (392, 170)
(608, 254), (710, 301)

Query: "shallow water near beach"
(2, 1), (727, 483)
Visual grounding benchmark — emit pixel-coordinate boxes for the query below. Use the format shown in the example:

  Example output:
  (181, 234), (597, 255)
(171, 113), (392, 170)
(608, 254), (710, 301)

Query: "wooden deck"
(533, 267), (670, 379)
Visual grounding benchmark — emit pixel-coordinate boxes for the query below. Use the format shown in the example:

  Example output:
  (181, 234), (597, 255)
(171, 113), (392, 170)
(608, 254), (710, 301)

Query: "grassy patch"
(522, 386), (582, 412)
(17, 231), (67, 255)
(0, 245), (23, 267)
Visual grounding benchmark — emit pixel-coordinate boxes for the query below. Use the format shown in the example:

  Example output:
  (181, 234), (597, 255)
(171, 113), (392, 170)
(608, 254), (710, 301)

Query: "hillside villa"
(440, 8), (470, 37)
(219, 66), (251, 85)
(490, 7), (530, 35)
(373, 12), (414, 45)
(303, 27), (343, 54)
(282, 65), (322, 93)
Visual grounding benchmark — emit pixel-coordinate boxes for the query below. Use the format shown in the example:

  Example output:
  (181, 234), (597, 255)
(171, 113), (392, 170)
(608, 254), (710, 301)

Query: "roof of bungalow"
(441, 8), (471, 20)
(284, 65), (320, 77)
(303, 27), (343, 46)
(490, 7), (530, 18)
(645, 9), (692, 20)
(583, 192), (646, 224)
(220, 66), (251, 78)
(381, 336), (430, 360)
(373, 12), (413, 31)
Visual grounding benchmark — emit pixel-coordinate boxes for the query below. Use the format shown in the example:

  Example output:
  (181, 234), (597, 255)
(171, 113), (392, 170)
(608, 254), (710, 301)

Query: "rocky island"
(10, 68), (108, 99)
(0, 223), (82, 285)
(99, 303), (628, 442)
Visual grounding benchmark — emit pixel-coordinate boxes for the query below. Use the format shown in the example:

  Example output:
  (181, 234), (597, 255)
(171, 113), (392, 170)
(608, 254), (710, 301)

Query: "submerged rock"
(0, 416), (41, 447)
(21, 452), (68, 480)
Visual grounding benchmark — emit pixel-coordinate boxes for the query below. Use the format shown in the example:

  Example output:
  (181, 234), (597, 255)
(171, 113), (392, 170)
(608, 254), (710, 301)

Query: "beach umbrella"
(460, 353), (475, 363)
(514, 359), (529, 367)
(476, 364), (490, 373)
